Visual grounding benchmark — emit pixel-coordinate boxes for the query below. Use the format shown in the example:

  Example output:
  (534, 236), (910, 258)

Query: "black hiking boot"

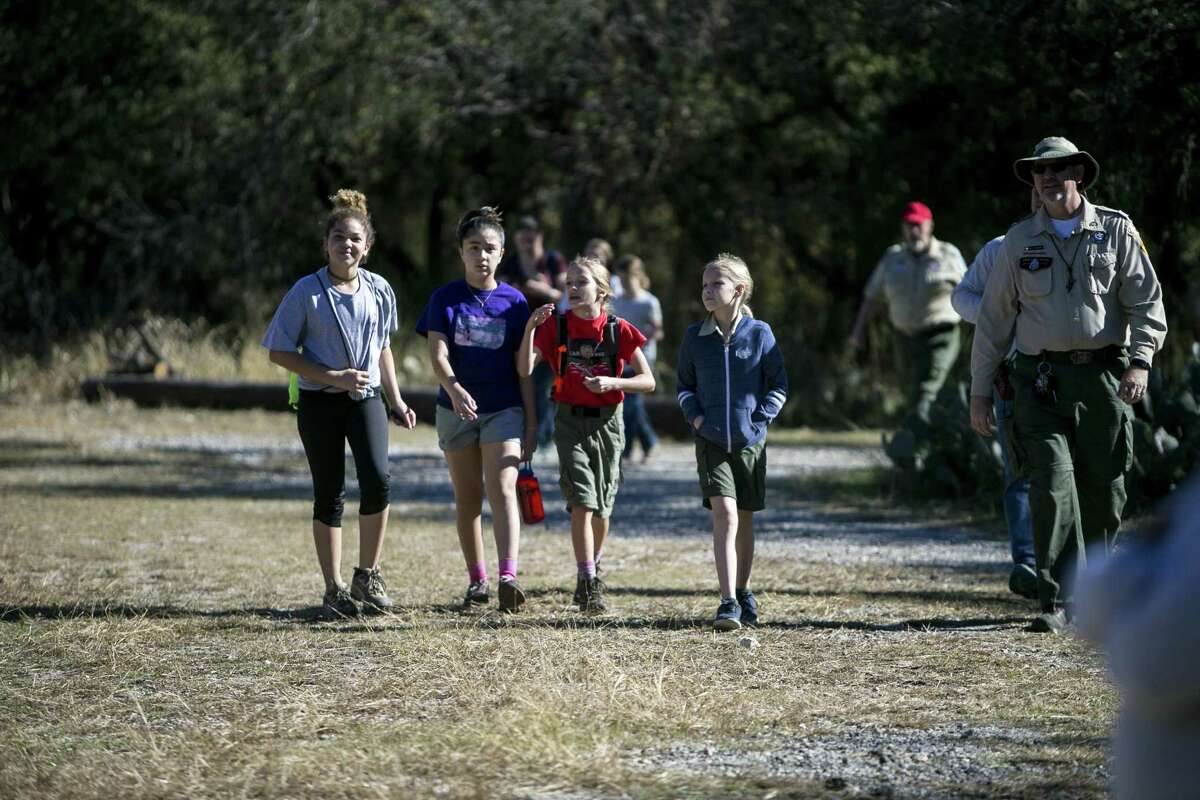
(321, 584), (361, 620)
(498, 578), (526, 613)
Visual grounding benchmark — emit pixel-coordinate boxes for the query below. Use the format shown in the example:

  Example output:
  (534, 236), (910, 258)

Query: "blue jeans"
(995, 388), (1035, 567)
(533, 361), (556, 447)
(621, 389), (658, 458)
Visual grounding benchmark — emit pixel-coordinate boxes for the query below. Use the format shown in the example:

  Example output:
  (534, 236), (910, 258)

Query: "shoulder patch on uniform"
(1019, 256), (1051, 272)
(1093, 204), (1131, 221)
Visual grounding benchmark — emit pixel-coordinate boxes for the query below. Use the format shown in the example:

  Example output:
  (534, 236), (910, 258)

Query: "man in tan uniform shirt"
(850, 201), (967, 435)
(969, 136), (1167, 633)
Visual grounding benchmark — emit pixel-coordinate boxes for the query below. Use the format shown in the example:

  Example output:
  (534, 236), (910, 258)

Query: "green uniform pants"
(900, 324), (961, 429)
(1010, 353), (1134, 612)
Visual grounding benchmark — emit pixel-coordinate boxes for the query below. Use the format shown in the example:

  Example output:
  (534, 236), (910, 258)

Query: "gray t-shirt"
(612, 291), (662, 365)
(262, 266), (399, 397)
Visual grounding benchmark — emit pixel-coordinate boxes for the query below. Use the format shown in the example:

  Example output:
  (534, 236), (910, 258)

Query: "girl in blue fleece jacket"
(676, 254), (789, 631)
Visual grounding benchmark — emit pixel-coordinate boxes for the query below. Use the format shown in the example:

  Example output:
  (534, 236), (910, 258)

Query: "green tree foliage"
(3, 0), (1199, 427)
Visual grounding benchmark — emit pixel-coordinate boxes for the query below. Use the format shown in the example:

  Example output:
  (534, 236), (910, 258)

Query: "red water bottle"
(516, 462), (545, 524)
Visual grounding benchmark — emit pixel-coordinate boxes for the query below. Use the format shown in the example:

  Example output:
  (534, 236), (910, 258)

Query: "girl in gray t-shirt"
(262, 190), (417, 620)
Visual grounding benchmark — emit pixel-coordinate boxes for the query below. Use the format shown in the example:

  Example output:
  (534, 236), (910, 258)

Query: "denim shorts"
(435, 405), (525, 451)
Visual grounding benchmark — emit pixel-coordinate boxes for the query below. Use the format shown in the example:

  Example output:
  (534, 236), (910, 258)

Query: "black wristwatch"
(1130, 357), (1152, 371)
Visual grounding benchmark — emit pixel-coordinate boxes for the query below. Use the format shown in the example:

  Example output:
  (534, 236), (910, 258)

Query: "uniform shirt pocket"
(1088, 251), (1118, 294)
(1017, 265), (1053, 298)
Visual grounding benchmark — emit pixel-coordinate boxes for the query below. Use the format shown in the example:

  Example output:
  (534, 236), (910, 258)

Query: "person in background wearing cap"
(849, 201), (968, 440)
(952, 189), (1042, 603)
(969, 136), (1167, 634)
(498, 216), (569, 447)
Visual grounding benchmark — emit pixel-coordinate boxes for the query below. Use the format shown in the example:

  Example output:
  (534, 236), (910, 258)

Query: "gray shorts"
(436, 405), (525, 452)
(696, 437), (767, 511)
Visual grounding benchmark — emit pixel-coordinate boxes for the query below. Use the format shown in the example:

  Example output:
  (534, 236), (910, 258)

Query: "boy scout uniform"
(971, 197), (1167, 613)
(864, 237), (967, 425)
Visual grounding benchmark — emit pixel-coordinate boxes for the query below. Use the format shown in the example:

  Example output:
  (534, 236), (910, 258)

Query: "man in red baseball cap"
(849, 201), (968, 458)
(901, 200), (933, 224)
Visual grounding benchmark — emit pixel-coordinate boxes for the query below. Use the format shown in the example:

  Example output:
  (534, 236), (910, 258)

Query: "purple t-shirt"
(416, 280), (531, 413)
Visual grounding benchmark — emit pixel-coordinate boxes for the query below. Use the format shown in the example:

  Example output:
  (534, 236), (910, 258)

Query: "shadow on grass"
(454, 614), (1032, 633)
(1, 602), (1032, 632)
(0, 603), (327, 623)
(6, 443), (451, 505)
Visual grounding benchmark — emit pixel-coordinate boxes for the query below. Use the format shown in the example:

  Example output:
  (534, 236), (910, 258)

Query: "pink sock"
(577, 560), (595, 579)
(468, 563), (488, 583)
(499, 558), (517, 581)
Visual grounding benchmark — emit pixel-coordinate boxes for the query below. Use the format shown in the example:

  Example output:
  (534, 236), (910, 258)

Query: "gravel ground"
(627, 723), (1063, 799)
(102, 432), (997, 570)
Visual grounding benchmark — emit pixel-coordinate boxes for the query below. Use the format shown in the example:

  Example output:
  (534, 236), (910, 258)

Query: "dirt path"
(101, 432), (1006, 574)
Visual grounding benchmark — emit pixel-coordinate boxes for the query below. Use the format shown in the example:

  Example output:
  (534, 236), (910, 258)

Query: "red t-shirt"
(533, 310), (646, 407)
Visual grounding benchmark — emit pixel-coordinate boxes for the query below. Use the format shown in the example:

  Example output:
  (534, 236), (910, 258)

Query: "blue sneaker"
(713, 598), (742, 631)
(736, 589), (758, 627)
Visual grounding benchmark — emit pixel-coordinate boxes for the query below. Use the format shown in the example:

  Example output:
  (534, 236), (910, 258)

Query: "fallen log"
(80, 376), (695, 437)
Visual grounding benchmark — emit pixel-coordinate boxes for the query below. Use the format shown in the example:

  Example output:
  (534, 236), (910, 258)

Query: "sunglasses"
(1030, 160), (1077, 176)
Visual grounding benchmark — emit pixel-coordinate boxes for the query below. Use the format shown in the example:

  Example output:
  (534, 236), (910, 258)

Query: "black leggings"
(297, 390), (391, 527)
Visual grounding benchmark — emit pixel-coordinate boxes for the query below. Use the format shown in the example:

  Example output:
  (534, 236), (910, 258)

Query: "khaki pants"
(900, 324), (961, 429)
(1010, 353), (1133, 611)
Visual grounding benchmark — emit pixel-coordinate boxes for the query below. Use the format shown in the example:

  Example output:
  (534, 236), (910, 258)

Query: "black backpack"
(555, 312), (620, 392)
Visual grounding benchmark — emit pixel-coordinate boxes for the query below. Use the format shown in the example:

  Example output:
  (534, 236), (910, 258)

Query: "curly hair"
(324, 189), (375, 252)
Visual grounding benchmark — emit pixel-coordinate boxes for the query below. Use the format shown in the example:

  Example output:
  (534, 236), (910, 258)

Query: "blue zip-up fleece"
(676, 314), (789, 452)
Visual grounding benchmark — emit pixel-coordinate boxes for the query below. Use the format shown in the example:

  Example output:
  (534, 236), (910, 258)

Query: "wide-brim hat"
(1013, 136), (1100, 187)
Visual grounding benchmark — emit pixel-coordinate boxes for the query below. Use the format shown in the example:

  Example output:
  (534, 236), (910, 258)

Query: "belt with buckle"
(567, 404), (613, 418)
(1039, 345), (1123, 365)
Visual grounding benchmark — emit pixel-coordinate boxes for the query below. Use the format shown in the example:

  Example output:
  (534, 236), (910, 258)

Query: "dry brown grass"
(0, 402), (1116, 799)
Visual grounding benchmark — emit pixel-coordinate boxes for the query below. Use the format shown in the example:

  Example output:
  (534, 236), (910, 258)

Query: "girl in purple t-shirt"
(416, 208), (534, 612)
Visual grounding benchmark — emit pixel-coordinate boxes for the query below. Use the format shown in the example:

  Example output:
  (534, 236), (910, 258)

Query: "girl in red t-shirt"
(519, 256), (654, 612)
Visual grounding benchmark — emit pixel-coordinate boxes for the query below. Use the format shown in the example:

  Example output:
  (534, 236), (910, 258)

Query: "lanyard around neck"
(1044, 229), (1085, 294)
(316, 268), (378, 371)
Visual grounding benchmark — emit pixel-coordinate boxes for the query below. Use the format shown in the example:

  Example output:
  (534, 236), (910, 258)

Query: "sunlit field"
(0, 401), (1114, 799)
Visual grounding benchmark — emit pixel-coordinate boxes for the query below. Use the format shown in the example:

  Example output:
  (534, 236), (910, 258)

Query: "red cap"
(901, 201), (933, 224)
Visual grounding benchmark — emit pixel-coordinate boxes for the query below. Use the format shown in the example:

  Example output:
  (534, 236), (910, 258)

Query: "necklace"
(469, 284), (496, 310)
(329, 267), (358, 285)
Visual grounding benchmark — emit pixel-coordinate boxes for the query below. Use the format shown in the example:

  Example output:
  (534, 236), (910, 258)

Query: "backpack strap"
(604, 315), (619, 376)
(555, 313), (569, 396)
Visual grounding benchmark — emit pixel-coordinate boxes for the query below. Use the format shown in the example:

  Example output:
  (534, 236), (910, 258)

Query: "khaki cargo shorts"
(695, 437), (767, 511)
(554, 403), (624, 518)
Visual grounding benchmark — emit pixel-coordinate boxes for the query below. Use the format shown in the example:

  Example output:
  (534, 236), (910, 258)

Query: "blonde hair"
(614, 254), (649, 290)
(569, 255), (613, 310)
(324, 189), (375, 251)
(583, 238), (614, 267)
(705, 253), (754, 318)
